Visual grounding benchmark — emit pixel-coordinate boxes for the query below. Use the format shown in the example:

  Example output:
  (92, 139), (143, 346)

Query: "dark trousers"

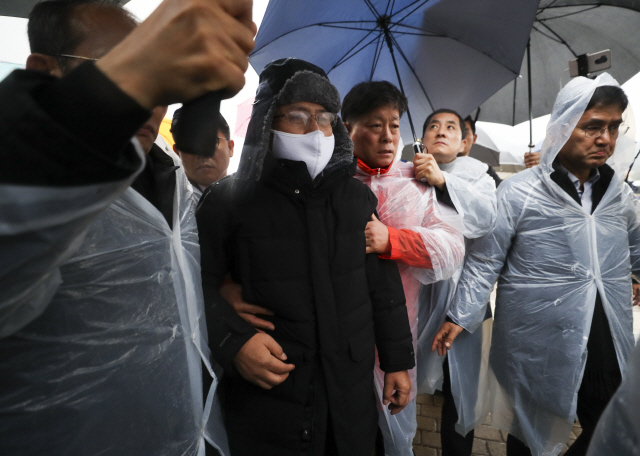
(441, 358), (475, 456)
(505, 388), (613, 456)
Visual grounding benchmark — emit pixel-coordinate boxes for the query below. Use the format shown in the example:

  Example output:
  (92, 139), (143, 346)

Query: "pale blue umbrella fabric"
(250, 0), (540, 144)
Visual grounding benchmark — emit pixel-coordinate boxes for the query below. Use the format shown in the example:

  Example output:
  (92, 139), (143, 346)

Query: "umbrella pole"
(527, 40), (534, 153)
(381, 25), (418, 142)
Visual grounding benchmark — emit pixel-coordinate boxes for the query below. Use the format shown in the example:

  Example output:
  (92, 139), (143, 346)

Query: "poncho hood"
(539, 72), (623, 173)
(235, 58), (354, 188)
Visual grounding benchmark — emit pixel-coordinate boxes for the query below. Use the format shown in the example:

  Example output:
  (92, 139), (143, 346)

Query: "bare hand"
(431, 322), (464, 356)
(524, 152), (540, 168)
(383, 371), (411, 415)
(97, 0), (256, 109)
(633, 283), (640, 306)
(220, 281), (275, 331)
(413, 153), (445, 189)
(233, 333), (295, 390)
(365, 214), (391, 254)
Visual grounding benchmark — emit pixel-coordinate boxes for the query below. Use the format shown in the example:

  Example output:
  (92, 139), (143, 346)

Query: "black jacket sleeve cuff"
(34, 62), (151, 164)
(378, 346), (415, 373)
(205, 291), (259, 375)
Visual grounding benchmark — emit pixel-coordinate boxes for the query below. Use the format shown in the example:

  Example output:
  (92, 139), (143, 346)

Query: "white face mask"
(271, 129), (335, 180)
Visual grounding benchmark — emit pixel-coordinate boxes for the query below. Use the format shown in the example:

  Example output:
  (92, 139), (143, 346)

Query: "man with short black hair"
(412, 108), (497, 456)
(0, 0), (255, 454)
(458, 116), (502, 187)
(172, 109), (234, 199)
(459, 116), (477, 157)
(434, 74), (640, 456)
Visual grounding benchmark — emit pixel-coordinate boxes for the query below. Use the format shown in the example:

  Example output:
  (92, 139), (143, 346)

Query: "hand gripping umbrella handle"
(413, 140), (428, 182)
(172, 91), (223, 157)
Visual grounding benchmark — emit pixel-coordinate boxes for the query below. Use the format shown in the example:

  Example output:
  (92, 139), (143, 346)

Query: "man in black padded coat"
(197, 58), (416, 456)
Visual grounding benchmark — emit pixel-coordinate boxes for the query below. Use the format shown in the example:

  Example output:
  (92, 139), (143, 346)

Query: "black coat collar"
(261, 152), (356, 198)
(550, 159), (614, 213)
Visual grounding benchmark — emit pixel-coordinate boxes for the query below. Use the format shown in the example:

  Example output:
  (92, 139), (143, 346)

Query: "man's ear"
(459, 138), (467, 153)
(26, 53), (63, 77)
(344, 121), (352, 134)
(473, 134), (477, 145)
(228, 139), (235, 157)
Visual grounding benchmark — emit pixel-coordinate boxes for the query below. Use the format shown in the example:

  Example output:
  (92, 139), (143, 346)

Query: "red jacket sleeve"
(380, 226), (433, 268)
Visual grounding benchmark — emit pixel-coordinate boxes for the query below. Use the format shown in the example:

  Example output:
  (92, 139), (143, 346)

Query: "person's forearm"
(0, 67), (146, 186)
(35, 63), (150, 163)
(380, 226), (433, 268)
(366, 254), (415, 371)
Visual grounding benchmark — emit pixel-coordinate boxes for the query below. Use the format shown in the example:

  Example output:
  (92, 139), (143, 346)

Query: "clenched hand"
(413, 153), (445, 189)
(98, 0), (256, 109)
(383, 370), (411, 415)
(233, 333), (295, 390)
(524, 152), (540, 168)
(365, 214), (391, 254)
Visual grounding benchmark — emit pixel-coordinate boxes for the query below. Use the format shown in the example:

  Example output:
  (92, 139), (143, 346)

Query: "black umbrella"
(476, 0), (640, 151)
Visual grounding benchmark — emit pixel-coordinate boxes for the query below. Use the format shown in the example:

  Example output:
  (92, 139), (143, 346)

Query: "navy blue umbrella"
(251, 0), (540, 144)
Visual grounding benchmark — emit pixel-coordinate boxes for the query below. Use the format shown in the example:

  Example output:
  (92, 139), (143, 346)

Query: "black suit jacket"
(550, 159), (621, 399)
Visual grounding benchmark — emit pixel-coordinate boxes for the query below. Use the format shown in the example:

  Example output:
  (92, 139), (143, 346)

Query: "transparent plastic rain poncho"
(449, 73), (640, 456)
(415, 156), (497, 436)
(0, 147), (228, 456)
(355, 151), (465, 456)
(586, 339), (640, 456)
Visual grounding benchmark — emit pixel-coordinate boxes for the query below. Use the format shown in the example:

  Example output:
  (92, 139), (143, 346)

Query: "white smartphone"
(569, 50), (611, 77)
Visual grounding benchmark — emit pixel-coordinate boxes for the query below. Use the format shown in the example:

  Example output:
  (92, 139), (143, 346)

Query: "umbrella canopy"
(234, 97), (255, 138)
(250, 0), (540, 144)
(468, 144), (500, 167)
(0, 0), (131, 18)
(477, 0), (640, 126)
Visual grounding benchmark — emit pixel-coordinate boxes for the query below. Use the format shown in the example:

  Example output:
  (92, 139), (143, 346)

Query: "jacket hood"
(235, 58), (353, 188)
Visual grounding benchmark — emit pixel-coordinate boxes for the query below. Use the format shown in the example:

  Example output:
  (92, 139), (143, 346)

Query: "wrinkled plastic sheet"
(450, 73), (640, 455)
(356, 155), (465, 455)
(0, 150), (228, 455)
(415, 156), (497, 437)
(586, 338), (640, 456)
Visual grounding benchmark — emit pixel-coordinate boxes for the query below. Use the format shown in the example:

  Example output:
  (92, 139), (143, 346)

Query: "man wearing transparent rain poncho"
(342, 82), (468, 456)
(432, 73), (640, 456)
(0, 0), (256, 454)
(412, 109), (498, 456)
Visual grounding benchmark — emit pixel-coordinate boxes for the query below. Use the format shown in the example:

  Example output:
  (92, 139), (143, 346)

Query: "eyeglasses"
(579, 124), (629, 138)
(54, 54), (99, 61)
(273, 110), (337, 129)
(214, 137), (230, 149)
